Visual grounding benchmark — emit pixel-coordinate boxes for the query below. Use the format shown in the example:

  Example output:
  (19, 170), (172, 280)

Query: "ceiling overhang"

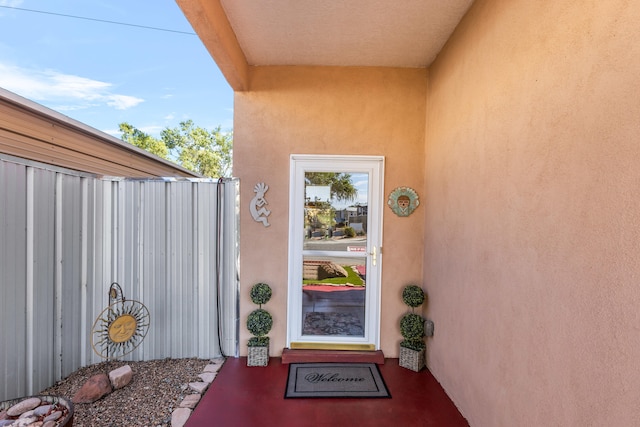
(176, 0), (474, 91)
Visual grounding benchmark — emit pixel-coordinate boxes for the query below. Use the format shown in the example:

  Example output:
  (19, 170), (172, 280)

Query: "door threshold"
(282, 348), (385, 364)
(290, 342), (375, 351)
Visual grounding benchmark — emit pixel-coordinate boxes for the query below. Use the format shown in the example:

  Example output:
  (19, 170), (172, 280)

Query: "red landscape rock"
(72, 373), (112, 404)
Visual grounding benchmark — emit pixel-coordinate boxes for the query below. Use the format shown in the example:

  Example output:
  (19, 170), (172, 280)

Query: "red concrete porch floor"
(185, 357), (469, 427)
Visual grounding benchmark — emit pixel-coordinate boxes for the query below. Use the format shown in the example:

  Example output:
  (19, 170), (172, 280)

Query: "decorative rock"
(0, 397), (72, 427)
(204, 357), (225, 372)
(11, 415), (37, 426)
(317, 262), (348, 279)
(203, 363), (222, 373)
(7, 397), (41, 416)
(43, 411), (62, 422)
(179, 394), (201, 409)
(33, 405), (53, 416)
(72, 373), (112, 403)
(188, 381), (208, 394)
(198, 372), (216, 383)
(171, 407), (192, 427)
(19, 409), (36, 418)
(109, 364), (133, 390)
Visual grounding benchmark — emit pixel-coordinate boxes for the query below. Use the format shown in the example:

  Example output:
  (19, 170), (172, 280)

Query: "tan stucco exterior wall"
(425, 0), (640, 425)
(234, 66), (427, 357)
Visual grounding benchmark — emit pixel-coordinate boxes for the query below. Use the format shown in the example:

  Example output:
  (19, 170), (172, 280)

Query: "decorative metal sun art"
(91, 282), (150, 359)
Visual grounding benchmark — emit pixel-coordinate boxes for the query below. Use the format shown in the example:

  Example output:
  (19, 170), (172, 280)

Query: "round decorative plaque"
(388, 187), (420, 217)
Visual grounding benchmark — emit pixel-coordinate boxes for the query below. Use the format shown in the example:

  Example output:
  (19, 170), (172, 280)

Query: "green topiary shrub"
(400, 313), (425, 351)
(402, 285), (425, 310)
(247, 308), (273, 337)
(344, 227), (355, 238)
(250, 282), (272, 307)
(248, 336), (270, 347)
(400, 285), (426, 351)
(247, 283), (273, 349)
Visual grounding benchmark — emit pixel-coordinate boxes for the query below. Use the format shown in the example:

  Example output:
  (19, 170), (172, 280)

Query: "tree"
(161, 120), (232, 178)
(119, 122), (168, 159)
(305, 172), (357, 202)
(119, 120), (232, 178)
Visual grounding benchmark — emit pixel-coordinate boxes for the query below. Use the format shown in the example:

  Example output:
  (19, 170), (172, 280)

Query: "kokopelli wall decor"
(250, 182), (271, 227)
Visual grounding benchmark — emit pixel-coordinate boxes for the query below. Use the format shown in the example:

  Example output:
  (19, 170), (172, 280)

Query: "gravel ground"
(39, 358), (212, 427)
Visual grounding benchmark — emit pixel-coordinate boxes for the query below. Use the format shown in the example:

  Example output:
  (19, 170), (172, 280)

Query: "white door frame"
(286, 154), (384, 350)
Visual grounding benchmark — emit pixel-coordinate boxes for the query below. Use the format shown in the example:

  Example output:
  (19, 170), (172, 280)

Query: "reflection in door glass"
(301, 172), (368, 337)
(303, 172), (368, 251)
(301, 256), (366, 337)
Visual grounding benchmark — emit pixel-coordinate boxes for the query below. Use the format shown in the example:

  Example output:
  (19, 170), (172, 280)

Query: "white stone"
(198, 372), (216, 383)
(189, 381), (209, 393)
(7, 398), (41, 417)
(171, 408), (192, 427)
(43, 411), (62, 422)
(12, 416), (37, 426)
(19, 409), (35, 418)
(180, 394), (201, 409)
(109, 364), (133, 389)
(34, 405), (53, 416)
(203, 363), (222, 373)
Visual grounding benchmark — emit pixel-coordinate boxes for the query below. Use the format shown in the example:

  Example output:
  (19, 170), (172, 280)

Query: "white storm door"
(287, 155), (384, 350)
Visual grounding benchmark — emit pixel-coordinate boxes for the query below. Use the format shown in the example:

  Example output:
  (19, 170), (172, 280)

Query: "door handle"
(370, 246), (377, 267)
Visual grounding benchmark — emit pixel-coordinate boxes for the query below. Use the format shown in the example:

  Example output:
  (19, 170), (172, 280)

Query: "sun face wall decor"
(388, 187), (420, 217)
(91, 282), (150, 359)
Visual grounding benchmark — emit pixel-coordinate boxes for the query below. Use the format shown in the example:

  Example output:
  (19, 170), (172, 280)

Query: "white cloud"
(0, 0), (24, 8)
(139, 125), (165, 136)
(106, 94), (144, 110)
(0, 63), (144, 110)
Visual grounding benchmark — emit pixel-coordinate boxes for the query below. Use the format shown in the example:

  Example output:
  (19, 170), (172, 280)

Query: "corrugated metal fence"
(0, 155), (239, 401)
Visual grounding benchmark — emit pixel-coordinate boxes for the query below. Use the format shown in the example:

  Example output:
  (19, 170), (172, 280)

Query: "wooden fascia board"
(176, 0), (250, 91)
(0, 128), (181, 177)
(0, 92), (199, 177)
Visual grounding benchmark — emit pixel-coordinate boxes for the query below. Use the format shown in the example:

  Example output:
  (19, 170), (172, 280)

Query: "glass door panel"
(288, 155), (384, 349)
(301, 172), (368, 338)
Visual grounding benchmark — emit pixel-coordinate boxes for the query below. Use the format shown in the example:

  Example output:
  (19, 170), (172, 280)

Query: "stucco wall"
(234, 66), (427, 357)
(425, 0), (640, 425)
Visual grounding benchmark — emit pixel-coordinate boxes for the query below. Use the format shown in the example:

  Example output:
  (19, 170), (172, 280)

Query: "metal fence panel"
(0, 156), (239, 401)
(219, 179), (240, 357)
(0, 160), (28, 400)
(29, 168), (57, 394)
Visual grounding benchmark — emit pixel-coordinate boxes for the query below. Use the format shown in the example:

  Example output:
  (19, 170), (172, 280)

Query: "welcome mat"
(303, 312), (364, 336)
(285, 363), (390, 398)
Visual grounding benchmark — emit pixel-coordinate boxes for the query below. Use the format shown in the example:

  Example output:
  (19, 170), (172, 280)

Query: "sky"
(0, 0), (370, 202)
(306, 173), (369, 209)
(0, 0), (234, 138)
